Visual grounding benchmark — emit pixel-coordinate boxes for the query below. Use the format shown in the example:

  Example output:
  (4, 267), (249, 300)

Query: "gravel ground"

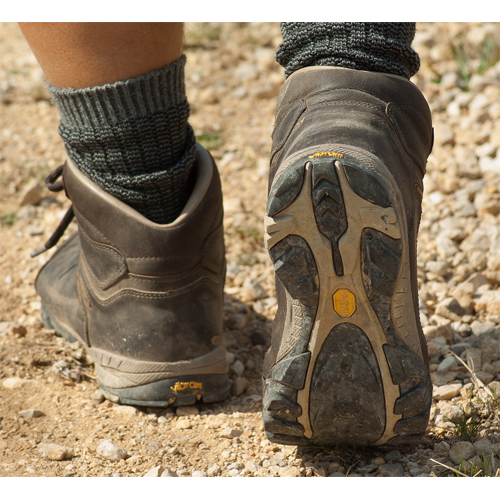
(1, 22), (500, 478)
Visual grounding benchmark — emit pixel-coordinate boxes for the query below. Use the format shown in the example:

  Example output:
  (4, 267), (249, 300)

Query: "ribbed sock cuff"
(276, 22), (420, 79)
(49, 55), (188, 129)
(48, 55), (197, 225)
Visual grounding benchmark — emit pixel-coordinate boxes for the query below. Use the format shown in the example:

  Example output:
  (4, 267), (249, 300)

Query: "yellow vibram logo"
(333, 289), (356, 318)
(170, 381), (203, 392)
(308, 152), (344, 159)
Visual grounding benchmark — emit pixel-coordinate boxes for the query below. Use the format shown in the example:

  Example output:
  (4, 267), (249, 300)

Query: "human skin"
(19, 22), (184, 88)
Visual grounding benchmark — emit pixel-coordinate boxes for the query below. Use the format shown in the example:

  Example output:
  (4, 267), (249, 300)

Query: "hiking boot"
(263, 66), (434, 446)
(35, 144), (230, 406)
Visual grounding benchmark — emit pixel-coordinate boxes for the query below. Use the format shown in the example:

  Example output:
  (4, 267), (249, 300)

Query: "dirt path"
(1, 22), (499, 478)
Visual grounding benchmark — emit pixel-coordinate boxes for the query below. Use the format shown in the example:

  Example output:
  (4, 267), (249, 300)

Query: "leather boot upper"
(270, 66), (433, 193)
(36, 144), (226, 363)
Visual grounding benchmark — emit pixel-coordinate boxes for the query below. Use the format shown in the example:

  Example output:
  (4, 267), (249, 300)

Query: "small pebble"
(19, 409), (44, 419)
(96, 440), (128, 461)
(449, 442), (475, 465)
(38, 442), (74, 461)
(384, 450), (401, 462)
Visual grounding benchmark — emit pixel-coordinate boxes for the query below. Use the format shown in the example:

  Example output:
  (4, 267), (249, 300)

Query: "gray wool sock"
(276, 22), (420, 79)
(49, 55), (196, 225)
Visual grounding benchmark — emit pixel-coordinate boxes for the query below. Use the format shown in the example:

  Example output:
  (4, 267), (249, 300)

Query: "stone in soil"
(92, 389), (105, 403)
(144, 465), (164, 477)
(176, 406), (199, 417)
(19, 409), (44, 419)
(449, 442), (475, 465)
(96, 440), (128, 461)
(378, 464), (404, 477)
(38, 442), (74, 461)
(231, 376), (248, 396)
(161, 469), (178, 477)
(279, 466), (301, 477)
(250, 329), (267, 345)
(473, 437), (492, 455)
(433, 383), (462, 400)
(230, 360), (245, 377)
(384, 450), (402, 462)
(113, 405), (138, 418)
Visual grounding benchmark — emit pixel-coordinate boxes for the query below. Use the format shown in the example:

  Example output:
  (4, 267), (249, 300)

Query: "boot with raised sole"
(263, 66), (434, 447)
(36, 144), (230, 407)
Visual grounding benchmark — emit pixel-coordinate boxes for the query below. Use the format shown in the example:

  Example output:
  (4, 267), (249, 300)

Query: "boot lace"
(31, 164), (75, 257)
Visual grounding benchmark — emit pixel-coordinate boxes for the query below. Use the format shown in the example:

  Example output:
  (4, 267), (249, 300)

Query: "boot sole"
(263, 146), (431, 446)
(41, 303), (231, 407)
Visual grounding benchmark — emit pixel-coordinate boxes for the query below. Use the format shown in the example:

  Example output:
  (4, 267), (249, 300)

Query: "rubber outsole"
(41, 304), (231, 407)
(97, 374), (231, 407)
(264, 148), (431, 447)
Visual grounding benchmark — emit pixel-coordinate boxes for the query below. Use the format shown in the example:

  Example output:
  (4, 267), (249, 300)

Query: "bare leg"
(18, 22), (183, 88)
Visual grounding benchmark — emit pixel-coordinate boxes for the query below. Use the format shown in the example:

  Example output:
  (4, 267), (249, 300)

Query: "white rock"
(480, 156), (500, 175)
(160, 469), (178, 477)
(92, 389), (105, 403)
(220, 428), (234, 439)
(470, 321), (498, 337)
(113, 406), (138, 418)
(450, 283), (474, 313)
(207, 464), (220, 476)
(220, 427), (243, 439)
(224, 197), (245, 214)
(231, 86), (247, 98)
(488, 381), (500, 395)
(175, 418), (191, 430)
(460, 383), (475, 399)
(468, 249), (487, 270)
(245, 461), (259, 473)
(433, 122), (454, 146)
(436, 236), (457, 259)
(143, 465), (177, 477)
(96, 440), (127, 461)
(435, 297), (464, 321)
(279, 466), (301, 477)
(2, 377), (26, 389)
(427, 190), (446, 205)
(205, 415), (224, 429)
(38, 442), (74, 461)
(461, 228), (492, 253)
(230, 360), (245, 377)
(426, 260), (448, 276)
(469, 74), (493, 92)
(438, 404), (463, 424)
(19, 409), (44, 419)
(469, 93), (490, 112)
(230, 377), (248, 397)
(433, 383), (462, 400)
(437, 356), (457, 374)
(423, 325), (453, 342)
(144, 466), (165, 477)
(226, 351), (235, 365)
(227, 462), (244, 471)
(440, 71), (460, 90)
